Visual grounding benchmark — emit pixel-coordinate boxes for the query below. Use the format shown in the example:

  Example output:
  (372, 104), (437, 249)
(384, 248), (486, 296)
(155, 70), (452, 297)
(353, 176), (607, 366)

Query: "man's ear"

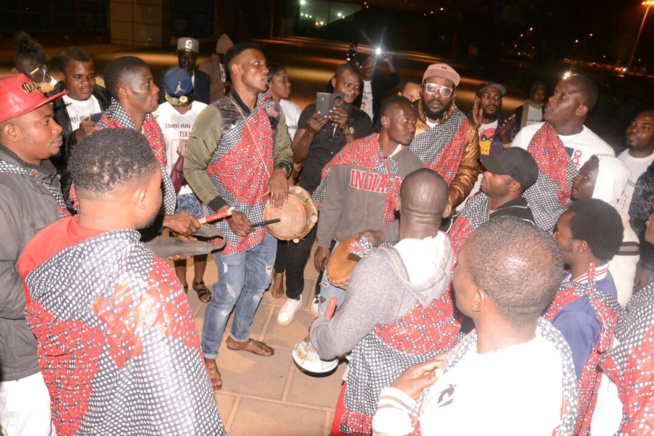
(330, 76), (337, 90)
(132, 185), (147, 211)
(471, 287), (487, 313)
(1, 123), (19, 143)
(508, 180), (522, 194)
(118, 83), (129, 100)
(394, 195), (401, 212)
(442, 203), (453, 219)
(380, 115), (390, 129)
(575, 104), (589, 118)
(230, 62), (241, 78)
(575, 239), (590, 255)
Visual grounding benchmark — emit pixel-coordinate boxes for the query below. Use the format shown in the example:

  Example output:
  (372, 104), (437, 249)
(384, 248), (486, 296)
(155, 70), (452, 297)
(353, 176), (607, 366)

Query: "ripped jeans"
(201, 231), (277, 359)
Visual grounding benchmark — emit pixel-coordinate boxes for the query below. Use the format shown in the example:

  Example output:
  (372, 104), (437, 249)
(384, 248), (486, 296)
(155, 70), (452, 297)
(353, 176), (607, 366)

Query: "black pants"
(273, 225), (320, 300)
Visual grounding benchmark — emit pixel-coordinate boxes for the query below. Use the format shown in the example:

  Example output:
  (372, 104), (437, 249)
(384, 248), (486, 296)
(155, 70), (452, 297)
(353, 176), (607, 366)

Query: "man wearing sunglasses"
(410, 64), (480, 209)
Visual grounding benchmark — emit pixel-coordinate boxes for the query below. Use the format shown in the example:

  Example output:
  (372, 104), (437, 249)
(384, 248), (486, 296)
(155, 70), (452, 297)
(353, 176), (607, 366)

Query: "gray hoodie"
(311, 232), (453, 360)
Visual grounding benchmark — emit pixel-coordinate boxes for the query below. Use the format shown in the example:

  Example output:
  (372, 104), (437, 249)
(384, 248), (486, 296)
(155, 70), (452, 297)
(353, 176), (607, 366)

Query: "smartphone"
(316, 92), (345, 116)
(90, 112), (103, 123)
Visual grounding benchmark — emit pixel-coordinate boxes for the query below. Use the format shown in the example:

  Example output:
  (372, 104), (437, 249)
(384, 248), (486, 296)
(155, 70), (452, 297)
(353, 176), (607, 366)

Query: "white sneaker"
(311, 295), (320, 317)
(277, 296), (302, 326)
(292, 339), (338, 374)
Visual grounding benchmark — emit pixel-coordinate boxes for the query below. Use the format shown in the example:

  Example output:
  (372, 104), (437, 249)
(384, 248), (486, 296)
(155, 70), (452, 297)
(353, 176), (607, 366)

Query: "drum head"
(327, 235), (361, 287)
(264, 186), (318, 241)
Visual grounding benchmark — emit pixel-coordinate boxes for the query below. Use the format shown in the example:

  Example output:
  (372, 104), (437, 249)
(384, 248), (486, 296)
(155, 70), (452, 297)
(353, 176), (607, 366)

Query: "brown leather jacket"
(415, 101), (480, 208)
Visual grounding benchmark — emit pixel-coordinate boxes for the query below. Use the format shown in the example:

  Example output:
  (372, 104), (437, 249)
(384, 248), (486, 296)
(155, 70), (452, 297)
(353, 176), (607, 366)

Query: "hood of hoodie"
(385, 232), (453, 307)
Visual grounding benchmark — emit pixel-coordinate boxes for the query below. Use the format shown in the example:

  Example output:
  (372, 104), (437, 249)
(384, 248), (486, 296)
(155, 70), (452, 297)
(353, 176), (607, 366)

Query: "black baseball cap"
(480, 148), (539, 189)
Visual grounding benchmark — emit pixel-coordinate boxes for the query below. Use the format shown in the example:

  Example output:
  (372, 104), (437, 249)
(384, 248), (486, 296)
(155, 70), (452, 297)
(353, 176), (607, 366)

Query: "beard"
(482, 109), (498, 122)
(422, 96), (453, 122)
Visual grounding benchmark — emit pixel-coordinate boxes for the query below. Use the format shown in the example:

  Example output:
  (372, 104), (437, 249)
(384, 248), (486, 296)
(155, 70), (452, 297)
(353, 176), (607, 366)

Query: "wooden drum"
(326, 235), (361, 289)
(264, 186), (318, 243)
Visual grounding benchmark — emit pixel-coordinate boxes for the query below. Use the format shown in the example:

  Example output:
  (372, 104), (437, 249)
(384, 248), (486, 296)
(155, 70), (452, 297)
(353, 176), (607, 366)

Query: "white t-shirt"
(617, 150), (654, 213)
(155, 101), (207, 196)
(63, 94), (102, 131)
(373, 331), (565, 436)
(526, 103), (544, 125)
(361, 80), (373, 121)
(280, 99), (302, 140)
(512, 122), (615, 169)
(478, 119), (498, 156)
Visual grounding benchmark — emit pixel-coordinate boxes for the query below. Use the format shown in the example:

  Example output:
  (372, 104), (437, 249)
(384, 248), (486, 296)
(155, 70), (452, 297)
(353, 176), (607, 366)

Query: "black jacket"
(48, 81), (111, 171)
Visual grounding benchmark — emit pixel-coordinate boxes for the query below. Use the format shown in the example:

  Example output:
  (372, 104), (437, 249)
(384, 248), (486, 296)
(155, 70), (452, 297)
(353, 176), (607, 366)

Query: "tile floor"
(183, 245), (344, 436)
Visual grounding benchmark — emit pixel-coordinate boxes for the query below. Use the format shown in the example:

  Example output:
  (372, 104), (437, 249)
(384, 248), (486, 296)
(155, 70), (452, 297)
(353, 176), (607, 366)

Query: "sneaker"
(311, 295), (320, 317)
(292, 339), (338, 374)
(277, 296), (302, 326)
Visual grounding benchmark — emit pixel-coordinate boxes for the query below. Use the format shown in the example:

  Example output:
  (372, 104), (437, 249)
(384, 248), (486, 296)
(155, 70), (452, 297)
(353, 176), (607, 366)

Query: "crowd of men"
(1, 31), (653, 435)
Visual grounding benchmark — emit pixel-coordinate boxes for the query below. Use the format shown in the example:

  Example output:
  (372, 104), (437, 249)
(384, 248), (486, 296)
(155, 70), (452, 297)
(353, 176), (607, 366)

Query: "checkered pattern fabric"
(544, 267), (621, 435)
(601, 282), (654, 435)
(202, 93), (280, 254)
(447, 192), (490, 255)
(24, 227), (226, 435)
(523, 122), (577, 231)
(96, 99), (176, 215)
(409, 106), (470, 185)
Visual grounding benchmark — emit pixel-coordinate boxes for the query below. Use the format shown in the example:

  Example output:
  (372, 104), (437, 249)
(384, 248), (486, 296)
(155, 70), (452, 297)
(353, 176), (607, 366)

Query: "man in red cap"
(0, 74), (67, 435)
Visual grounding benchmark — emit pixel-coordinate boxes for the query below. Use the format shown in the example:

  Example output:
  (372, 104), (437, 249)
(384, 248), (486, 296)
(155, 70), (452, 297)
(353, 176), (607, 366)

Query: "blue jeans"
(317, 241), (347, 316)
(201, 231), (277, 359)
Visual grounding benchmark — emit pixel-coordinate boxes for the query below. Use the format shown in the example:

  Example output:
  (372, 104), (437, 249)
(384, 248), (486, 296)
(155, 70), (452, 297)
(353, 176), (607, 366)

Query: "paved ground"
(183, 249), (342, 436)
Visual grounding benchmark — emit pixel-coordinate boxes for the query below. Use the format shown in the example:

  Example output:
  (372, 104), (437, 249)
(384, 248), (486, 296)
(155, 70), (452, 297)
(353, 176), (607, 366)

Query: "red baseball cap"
(0, 74), (67, 123)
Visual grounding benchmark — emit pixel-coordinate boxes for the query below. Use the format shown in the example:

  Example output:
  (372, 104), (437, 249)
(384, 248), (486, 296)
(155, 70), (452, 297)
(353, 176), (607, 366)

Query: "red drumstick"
(324, 297), (338, 320)
(199, 207), (234, 224)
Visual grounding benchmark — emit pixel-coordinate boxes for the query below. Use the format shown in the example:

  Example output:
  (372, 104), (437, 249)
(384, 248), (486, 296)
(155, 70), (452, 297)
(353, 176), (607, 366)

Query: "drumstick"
(250, 218), (281, 227)
(199, 207), (235, 224)
(324, 297), (338, 320)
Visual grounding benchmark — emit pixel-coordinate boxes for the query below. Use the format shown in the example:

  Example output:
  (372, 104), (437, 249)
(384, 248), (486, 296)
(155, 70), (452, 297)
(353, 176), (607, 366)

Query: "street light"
(628, 0), (654, 71)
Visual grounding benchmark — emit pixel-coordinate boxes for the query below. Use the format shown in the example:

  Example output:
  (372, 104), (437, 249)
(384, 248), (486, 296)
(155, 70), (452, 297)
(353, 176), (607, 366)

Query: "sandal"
(204, 358), (222, 391)
(226, 337), (275, 357)
(193, 281), (212, 303)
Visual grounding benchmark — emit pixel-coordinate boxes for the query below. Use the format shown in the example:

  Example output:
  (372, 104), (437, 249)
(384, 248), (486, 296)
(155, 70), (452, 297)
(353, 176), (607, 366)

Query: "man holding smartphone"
(275, 63), (373, 326)
(48, 47), (110, 209)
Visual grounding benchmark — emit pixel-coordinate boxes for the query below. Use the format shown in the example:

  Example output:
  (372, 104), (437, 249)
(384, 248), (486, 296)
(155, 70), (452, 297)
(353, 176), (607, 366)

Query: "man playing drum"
(312, 96), (423, 315)
(184, 43), (293, 390)
(310, 169), (458, 434)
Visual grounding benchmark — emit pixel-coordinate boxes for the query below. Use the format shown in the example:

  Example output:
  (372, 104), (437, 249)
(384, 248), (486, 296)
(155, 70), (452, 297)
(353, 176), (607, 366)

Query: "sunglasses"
(423, 83), (453, 98)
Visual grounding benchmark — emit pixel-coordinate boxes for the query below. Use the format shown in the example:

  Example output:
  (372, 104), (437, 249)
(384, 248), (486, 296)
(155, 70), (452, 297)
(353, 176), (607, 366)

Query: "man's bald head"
(400, 168), (448, 218)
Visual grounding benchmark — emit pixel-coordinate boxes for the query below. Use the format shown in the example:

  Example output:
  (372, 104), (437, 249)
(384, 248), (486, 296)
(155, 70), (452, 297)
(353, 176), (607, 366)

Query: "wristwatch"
(344, 126), (355, 136)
